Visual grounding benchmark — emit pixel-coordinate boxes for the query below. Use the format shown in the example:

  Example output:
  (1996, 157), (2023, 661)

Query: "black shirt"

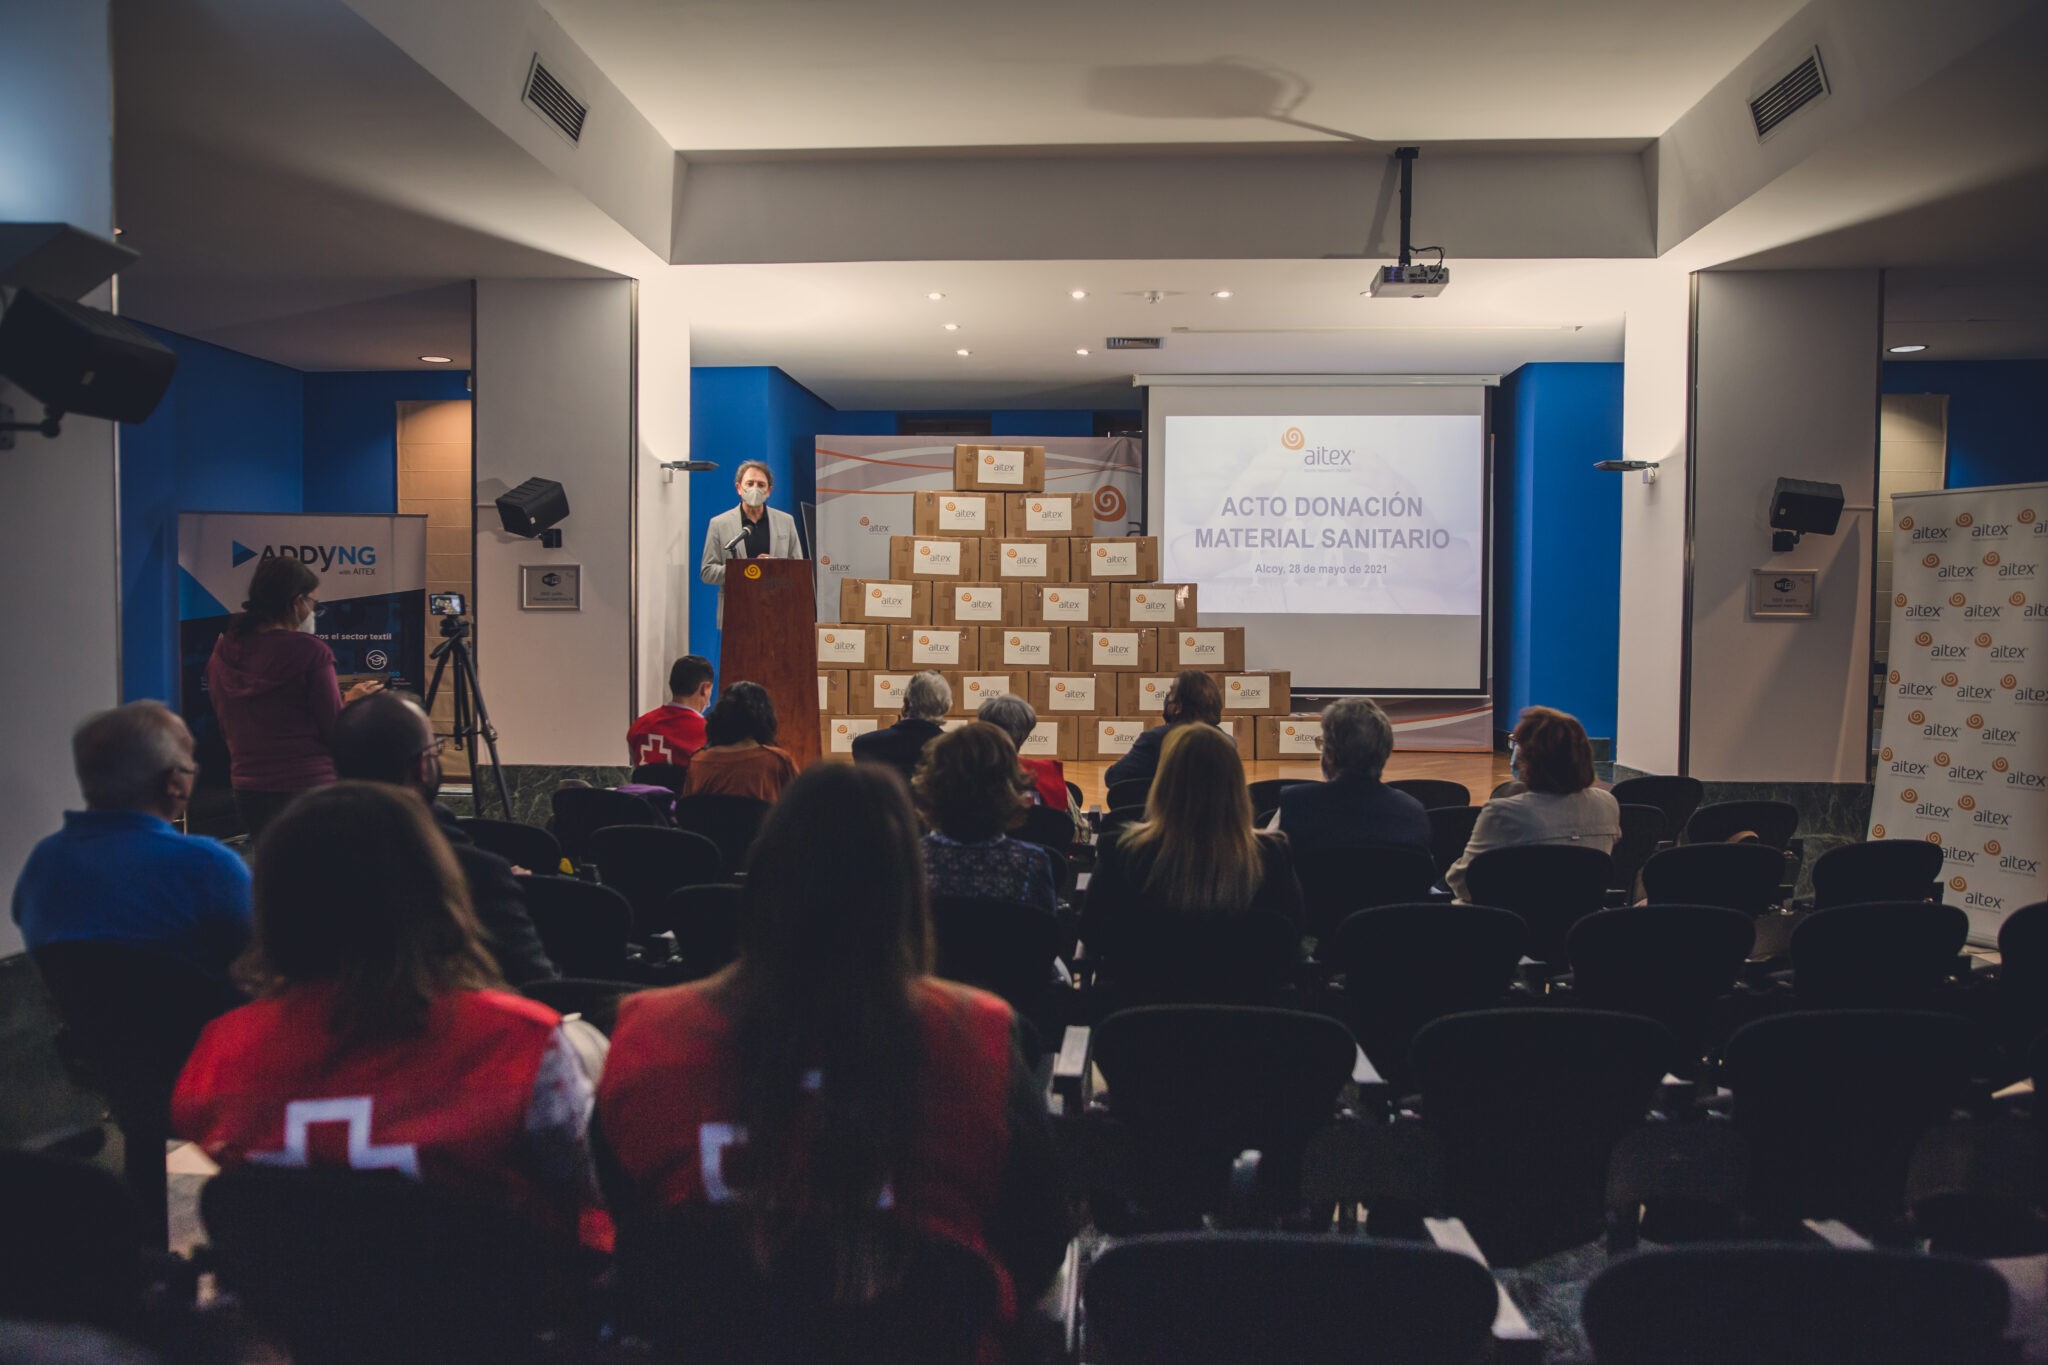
(738, 507), (771, 559)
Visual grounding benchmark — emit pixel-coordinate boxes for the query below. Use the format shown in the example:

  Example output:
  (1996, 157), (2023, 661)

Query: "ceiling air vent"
(1749, 47), (1829, 142)
(522, 55), (587, 145)
(1104, 337), (1163, 350)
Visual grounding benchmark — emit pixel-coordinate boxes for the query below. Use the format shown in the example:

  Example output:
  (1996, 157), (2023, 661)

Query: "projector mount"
(1366, 148), (1450, 297)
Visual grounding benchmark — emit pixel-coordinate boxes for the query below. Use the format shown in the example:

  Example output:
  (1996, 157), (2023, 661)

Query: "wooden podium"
(720, 558), (820, 767)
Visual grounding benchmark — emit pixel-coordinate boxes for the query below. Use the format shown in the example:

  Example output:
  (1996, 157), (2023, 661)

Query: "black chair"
(671, 793), (772, 877)
(628, 761), (692, 794)
(1386, 778), (1471, 811)
(1425, 804), (1481, 878)
(457, 818), (565, 873)
(1683, 799), (1800, 849)
(200, 1164), (587, 1365)
(1065, 780), (1084, 809)
(930, 896), (1061, 1013)
(30, 943), (246, 1249)
(1098, 804), (1146, 839)
(585, 825), (723, 930)
(1410, 1008), (1671, 1266)
(520, 875), (638, 979)
(1293, 843), (1440, 943)
(520, 979), (639, 1036)
(1106, 778), (1153, 810)
(0, 1150), (148, 1333)
(659, 883), (744, 978)
(1996, 900), (2048, 1063)
(1790, 901), (1971, 1009)
(1722, 1009), (1987, 1231)
(1906, 1122), (2048, 1258)
(1639, 842), (1786, 916)
(1014, 803), (1078, 858)
(1608, 803), (1667, 898)
(1461, 844), (1613, 967)
(549, 787), (665, 868)
(1581, 1243), (2010, 1365)
(1083, 1232), (1498, 1365)
(1099, 909), (1302, 1009)
(1245, 778), (1308, 812)
(1608, 774), (1705, 844)
(1810, 839), (1945, 908)
(1324, 903), (1525, 1089)
(1567, 904), (1753, 1077)
(1088, 1006), (1356, 1225)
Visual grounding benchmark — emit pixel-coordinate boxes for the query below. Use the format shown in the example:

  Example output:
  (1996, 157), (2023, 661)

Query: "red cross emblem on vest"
(637, 733), (675, 765)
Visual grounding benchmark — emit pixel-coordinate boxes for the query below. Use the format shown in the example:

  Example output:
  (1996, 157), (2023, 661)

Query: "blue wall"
(303, 370), (471, 513)
(1491, 363), (1624, 742)
(1883, 360), (2048, 489)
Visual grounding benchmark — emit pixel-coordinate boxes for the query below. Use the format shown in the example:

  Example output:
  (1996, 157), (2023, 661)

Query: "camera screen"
(429, 592), (466, 616)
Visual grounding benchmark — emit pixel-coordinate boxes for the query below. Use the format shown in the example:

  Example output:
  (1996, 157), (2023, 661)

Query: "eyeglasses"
(421, 737), (447, 759)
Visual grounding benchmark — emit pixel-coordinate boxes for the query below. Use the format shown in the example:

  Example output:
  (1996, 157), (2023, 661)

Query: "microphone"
(724, 530), (749, 556)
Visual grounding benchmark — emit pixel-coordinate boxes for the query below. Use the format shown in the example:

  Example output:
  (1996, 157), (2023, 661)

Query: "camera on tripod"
(429, 592), (470, 640)
(423, 590), (509, 818)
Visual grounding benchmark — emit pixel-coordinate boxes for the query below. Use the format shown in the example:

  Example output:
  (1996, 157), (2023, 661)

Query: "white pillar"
(633, 270), (693, 712)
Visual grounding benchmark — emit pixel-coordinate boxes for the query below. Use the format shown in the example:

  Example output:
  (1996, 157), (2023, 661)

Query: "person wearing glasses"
(12, 701), (253, 990)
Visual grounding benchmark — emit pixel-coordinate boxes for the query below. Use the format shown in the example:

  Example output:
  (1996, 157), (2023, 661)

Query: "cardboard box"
(912, 489), (1004, 537)
(980, 536), (1070, 583)
(951, 671), (1027, 716)
(1081, 715), (1149, 761)
(933, 582), (1020, 628)
(887, 534), (978, 579)
(839, 578), (931, 625)
(851, 670), (944, 717)
(1166, 625), (1246, 673)
(1022, 582), (1106, 628)
(816, 623), (887, 668)
(1117, 673), (1184, 717)
(1214, 716), (1255, 761)
(1257, 713), (1326, 761)
(953, 443), (1046, 493)
(1028, 671), (1108, 716)
(976, 626), (1070, 671)
(1071, 626), (1158, 672)
(821, 714), (882, 758)
(817, 669), (847, 714)
(1220, 671), (1291, 716)
(1072, 536), (1160, 582)
(888, 625), (980, 671)
(1110, 583), (1199, 628)
(1005, 492), (1095, 538)
(1017, 714), (1078, 762)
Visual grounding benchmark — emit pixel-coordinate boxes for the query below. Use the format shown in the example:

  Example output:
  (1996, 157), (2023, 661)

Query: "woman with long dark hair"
(680, 680), (799, 801)
(598, 761), (1064, 1315)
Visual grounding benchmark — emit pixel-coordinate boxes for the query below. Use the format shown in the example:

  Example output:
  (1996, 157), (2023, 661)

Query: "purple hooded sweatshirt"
(204, 630), (346, 791)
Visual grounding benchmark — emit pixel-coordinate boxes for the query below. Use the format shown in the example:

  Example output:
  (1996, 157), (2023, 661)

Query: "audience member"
(977, 693), (1071, 815)
(1103, 669), (1223, 791)
(1446, 705), (1621, 901)
(597, 762), (1066, 1314)
(204, 556), (382, 838)
(330, 691), (557, 985)
(682, 682), (799, 801)
(912, 723), (1059, 915)
(849, 670), (950, 783)
(627, 655), (714, 767)
(171, 782), (604, 1241)
(12, 702), (251, 988)
(1271, 697), (1430, 858)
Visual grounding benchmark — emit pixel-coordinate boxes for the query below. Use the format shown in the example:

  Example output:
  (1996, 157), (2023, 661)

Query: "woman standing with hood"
(205, 556), (382, 839)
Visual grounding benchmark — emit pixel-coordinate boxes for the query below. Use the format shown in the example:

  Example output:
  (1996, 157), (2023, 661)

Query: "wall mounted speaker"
(0, 288), (178, 424)
(1770, 478), (1845, 537)
(495, 477), (570, 537)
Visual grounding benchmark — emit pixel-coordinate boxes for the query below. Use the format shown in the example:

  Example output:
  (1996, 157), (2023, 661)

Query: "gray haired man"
(849, 669), (953, 784)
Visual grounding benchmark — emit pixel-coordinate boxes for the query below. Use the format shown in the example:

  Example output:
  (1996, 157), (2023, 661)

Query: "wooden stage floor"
(1062, 749), (1513, 810)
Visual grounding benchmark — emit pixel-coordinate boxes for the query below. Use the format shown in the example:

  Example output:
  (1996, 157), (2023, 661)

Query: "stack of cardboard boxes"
(817, 445), (1320, 764)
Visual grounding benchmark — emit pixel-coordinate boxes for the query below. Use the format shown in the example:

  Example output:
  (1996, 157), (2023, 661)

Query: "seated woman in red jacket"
(172, 782), (604, 1243)
(598, 761), (1066, 1322)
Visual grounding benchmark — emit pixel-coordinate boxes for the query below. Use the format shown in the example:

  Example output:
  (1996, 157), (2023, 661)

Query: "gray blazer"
(700, 504), (803, 627)
(1444, 786), (1623, 902)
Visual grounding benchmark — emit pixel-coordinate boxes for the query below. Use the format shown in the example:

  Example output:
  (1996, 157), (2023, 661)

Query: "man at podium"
(700, 460), (803, 627)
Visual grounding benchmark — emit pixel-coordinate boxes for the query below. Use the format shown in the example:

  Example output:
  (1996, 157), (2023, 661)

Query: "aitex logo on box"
(954, 586), (1003, 621)
(1180, 631), (1226, 662)
(1138, 677), (1170, 710)
(961, 675), (1009, 700)
(1128, 588), (1174, 622)
(1277, 721), (1323, 755)
(981, 450), (1026, 485)
(914, 540), (960, 574)
(869, 583), (912, 619)
(912, 631), (960, 663)
(872, 675), (912, 707)
(1021, 721), (1059, 755)
(1041, 589), (1090, 621)
(1095, 632), (1137, 661)
(818, 631), (867, 663)
(1228, 676), (1270, 708)
(1098, 719), (1143, 753)
(1001, 542), (1047, 577)
(1004, 631), (1052, 663)
(831, 717), (879, 751)
(1094, 542), (1138, 576)
(940, 498), (985, 531)
(1026, 497), (1071, 532)
(1050, 676), (1096, 710)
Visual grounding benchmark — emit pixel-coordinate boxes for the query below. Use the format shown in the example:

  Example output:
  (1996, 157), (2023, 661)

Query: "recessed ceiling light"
(1887, 343), (1927, 353)
(1076, 348), (1091, 356)
(1070, 289), (1088, 300)
(943, 322), (960, 331)
(926, 291), (946, 301)
(1211, 290), (1233, 299)
(955, 348), (972, 357)
(419, 355), (453, 363)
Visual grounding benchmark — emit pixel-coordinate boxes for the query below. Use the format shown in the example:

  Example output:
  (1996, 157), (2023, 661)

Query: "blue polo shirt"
(11, 809), (253, 984)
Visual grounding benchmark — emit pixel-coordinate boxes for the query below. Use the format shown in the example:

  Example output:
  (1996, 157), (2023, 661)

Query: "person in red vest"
(598, 762), (1067, 1325)
(626, 655), (714, 768)
(172, 782), (605, 1244)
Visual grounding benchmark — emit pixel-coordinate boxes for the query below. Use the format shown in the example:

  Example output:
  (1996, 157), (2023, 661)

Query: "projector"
(1365, 263), (1450, 298)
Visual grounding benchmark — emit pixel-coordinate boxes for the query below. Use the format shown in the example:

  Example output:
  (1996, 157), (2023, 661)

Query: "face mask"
(298, 607), (319, 634)
(740, 486), (769, 508)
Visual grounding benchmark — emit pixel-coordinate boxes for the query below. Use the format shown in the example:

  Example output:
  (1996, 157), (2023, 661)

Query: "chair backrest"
(1638, 841), (1786, 916)
(1065, 780), (1085, 809)
(549, 786), (665, 866)
(1608, 803), (1667, 894)
(1607, 774), (1705, 841)
(1083, 1232), (1498, 1365)
(1105, 908), (1302, 1008)
(1461, 844), (1613, 964)
(1790, 900), (1970, 1009)
(455, 817), (564, 873)
(1099, 804), (1146, 838)
(1292, 843), (1440, 941)
(0, 1150), (145, 1331)
(929, 896), (1061, 1012)
(1683, 798), (1800, 849)
(1245, 778), (1309, 811)
(629, 761), (692, 794)
(1810, 839), (1945, 909)
(659, 882), (744, 977)
(586, 824), (725, 929)
(1326, 903), (1525, 1087)
(1385, 778), (1471, 810)
(670, 792), (773, 877)
(1581, 1243), (2010, 1365)
(1425, 804), (1482, 877)
(1997, 900), (2048, 1058)
(1567, 904), (1753, 1076)
(1014, 803), (1078, 859)
(1106, 778), (1154, 810)
(518, 875), (636, 978)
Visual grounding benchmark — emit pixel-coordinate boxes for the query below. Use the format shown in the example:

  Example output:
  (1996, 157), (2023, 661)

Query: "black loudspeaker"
(1770, 478), (1845, 537)
(495, 477), (570, 538)
(0, 288), (178, 423)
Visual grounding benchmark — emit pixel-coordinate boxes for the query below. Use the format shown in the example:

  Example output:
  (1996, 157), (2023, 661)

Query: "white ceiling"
(546, 0), (1811, 150)
(1884, 265), (2048, 363)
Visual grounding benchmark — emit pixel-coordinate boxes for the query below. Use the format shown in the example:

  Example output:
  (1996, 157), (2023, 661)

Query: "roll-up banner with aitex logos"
(1871, 483), (2047, 944)
(176, 512), (428, 785)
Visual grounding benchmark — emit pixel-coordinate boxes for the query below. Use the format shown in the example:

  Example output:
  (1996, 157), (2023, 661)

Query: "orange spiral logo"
(1046, 592), (1061, 603)
(1872, 824), (1887, 838)
(1926, 832), (1942, 845)
(1229, 680), (1242, 691)
(1994, 757), (2010, 773)
(859, 516), (870, 527)
(1184, 635), (1197, 646)
(1901, 788), (1918, 803)
(1093, 486), (1127, 521)
(1889, 670), (1902, 684)
(1054, 682), (1067, 693)
(2002, 674), (2019, 689)
(1031, 501), (1044, 512)
(1096, 547), (1109, 558)
(1103, 724), (1115, 737)
(1942, 673), (1959, 688)
(983, 453), (996, 465)
(1951, 876), (1968, 892)
(1923, 554), (1941, 568)
(744, 563), (762, 579)
(1098, 636), (1110, 647)
(1959, 795), (1977, 811)
(1894, 593), (1908, 607)
(1950, 593), (1967, 607)
(836, 723), (848, 734)
(2013, 592), (2028, 607)
(1281, 427), (1305, 450)
(1976, 633), (1993, 648)
(1145, 682), (1158, 693)
(918, 634), (930, 645)
(822, 633), (835, 643)
(945, 500), (956, 511)
(1005, 548), (1018, 559)
(2020, 508), (2038, 524)
(1968, 713), (1985, 728)
(1900, 516), (1916, 531)
(1285, 725), (1297, 736)
(1915, 632), (1934, 647)
(1934, 751), (1951, 766)
(1985, 551), (2002, 567)
(1881, 747), (1894, 761)
(870, 587), (882, 598)
(1957, 512), (1975, 528)
(1008, 635), (1021, 646)
(919, 545), (931, 556)
(1987, 840), (2003, 857)
(1907, 710), (1926, 725)
(820, 555), (832, 565)
(1135, 592), (1149, 603)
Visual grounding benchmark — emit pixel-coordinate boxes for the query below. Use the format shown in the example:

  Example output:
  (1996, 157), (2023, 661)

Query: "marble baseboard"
(456, 765), (631, 827)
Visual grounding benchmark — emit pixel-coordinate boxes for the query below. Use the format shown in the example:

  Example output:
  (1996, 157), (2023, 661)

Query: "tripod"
(424, 616), (513, 820)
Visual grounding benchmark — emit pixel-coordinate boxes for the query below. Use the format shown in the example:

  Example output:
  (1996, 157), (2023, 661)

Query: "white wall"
(0, 0), (119, 957)
(1686, 269), (1880, 782)
(473, 278), (636, 765)
(634, 270), (692, 712)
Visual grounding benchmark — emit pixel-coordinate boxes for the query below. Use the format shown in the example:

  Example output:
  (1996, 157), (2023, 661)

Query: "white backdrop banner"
(812, 436), (1141, 622)
(1871, 482), (2048, 943)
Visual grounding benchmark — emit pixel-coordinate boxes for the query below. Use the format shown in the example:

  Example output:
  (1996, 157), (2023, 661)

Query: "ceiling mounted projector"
(1366, 263), (1450, 298)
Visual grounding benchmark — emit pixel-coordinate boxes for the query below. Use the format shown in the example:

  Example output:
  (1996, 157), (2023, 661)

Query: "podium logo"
(1957, 512), (1975, 528)
(1145, 681), (1160, 694)
(1135, 592), (1149, 604)
(1103, 724), (1116, 737)
(1009, 635), (1021, 646)
(744, 564), (762, 580)
(870, 587), (883, 598)
(1185, 635), (1197, 647)
(1282, 427), (1306, 451)
(1285, 725), (1298, 736)
(983, 454), (995, 465)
